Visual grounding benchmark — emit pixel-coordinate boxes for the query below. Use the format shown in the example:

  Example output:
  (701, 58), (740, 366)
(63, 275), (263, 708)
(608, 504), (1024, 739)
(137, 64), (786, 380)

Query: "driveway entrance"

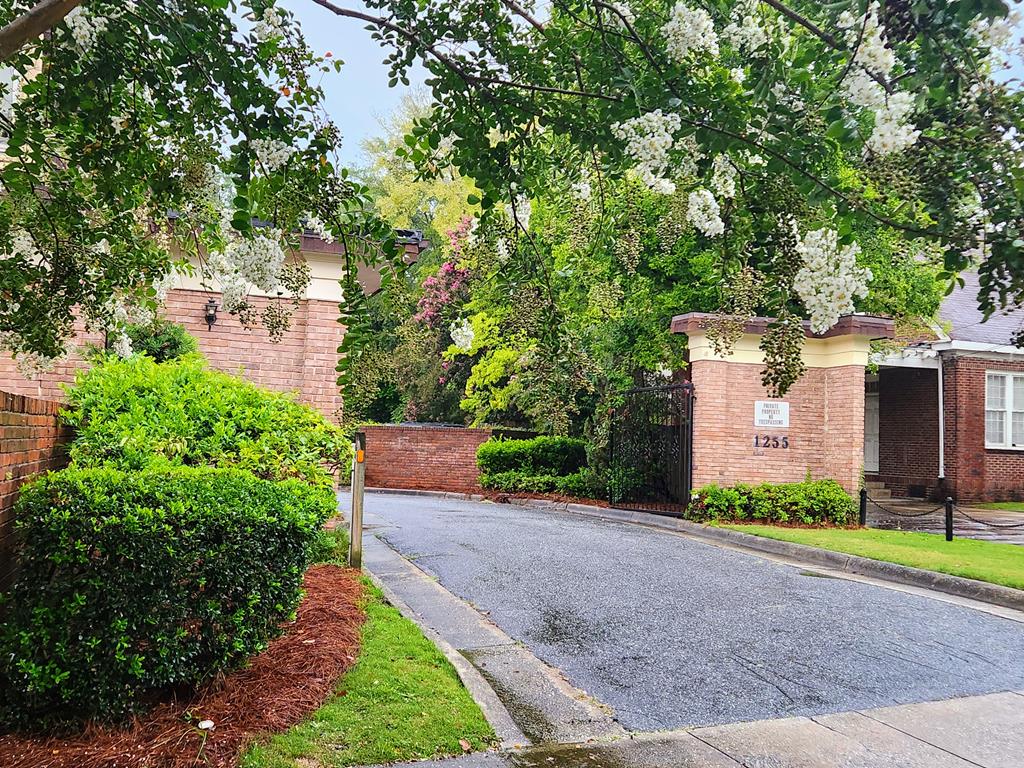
(355, 492), (1024, 732)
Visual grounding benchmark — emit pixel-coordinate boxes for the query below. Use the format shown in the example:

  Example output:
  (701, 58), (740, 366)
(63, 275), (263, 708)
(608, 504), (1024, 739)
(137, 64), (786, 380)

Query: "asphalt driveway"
(356, 493), (1024, 732)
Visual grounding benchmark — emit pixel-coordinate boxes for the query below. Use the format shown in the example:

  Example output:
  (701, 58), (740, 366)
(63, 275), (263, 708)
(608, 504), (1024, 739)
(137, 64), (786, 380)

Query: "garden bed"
(0, 565), (365, 768)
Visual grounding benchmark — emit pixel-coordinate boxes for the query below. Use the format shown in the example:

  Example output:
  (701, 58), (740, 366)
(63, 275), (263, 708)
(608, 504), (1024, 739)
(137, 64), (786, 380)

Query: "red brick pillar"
(670, 313), (894, 495)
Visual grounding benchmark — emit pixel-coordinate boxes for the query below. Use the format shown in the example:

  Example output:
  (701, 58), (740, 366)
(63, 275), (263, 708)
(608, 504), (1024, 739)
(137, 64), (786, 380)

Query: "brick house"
(868, 272), (1024, 502)
(672, 274), (1024, 504)
(0, 230), (428, 419)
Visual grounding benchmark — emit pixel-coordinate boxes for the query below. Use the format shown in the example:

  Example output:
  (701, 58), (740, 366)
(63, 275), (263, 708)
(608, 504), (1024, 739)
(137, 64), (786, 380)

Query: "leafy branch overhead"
(2, 0), (1023, 399)
(314, 0), (1024, 366)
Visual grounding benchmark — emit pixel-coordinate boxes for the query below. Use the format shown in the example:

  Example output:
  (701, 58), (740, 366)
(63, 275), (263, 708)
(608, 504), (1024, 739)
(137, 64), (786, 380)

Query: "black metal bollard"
(859, 488), (867, 527)
(945, 497), (954, 542)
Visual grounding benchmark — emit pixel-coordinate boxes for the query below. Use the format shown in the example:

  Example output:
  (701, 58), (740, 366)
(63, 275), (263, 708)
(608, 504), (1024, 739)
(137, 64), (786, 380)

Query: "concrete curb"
(361, 568), (528, 750)
(366, 488), (1024, 613)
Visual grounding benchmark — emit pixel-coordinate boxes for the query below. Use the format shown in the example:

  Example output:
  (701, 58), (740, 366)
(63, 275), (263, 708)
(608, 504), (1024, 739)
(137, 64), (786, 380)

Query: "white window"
(985, 371), (1024, 449)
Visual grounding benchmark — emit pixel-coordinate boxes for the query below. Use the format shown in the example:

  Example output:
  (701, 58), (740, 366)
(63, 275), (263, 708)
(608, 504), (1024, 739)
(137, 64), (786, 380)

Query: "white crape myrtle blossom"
(572, 179), (592, 201)
(112, 332), (133, 359)
(63, 6), (109, 52)
(744, 150), (766, 167)
(662, 3), (719, 62)
(227, 229), (287, 293)
(793, 228), (872, 334)
(612, 110), (682, 194)
(864, 91), (919, 155)
(721, 1), (769, 56)
(838, 4), (920, 156)
(251, 138), (295, 173)
(710, 155), (737, 199)
(674, 134), (704, 178)
(972, 9), (1024, 67)
(152, 266), (181, 301)
(5, 228), (41, 262)
(253, 6), (287, 43)
(304, 213), (335, 243)
(496, 238), (511, 264)
(840, 3), (895, 77)
(14, 350), (62, 379)
(206, 249), (249, 311)
(843, 69), (887, 110)
(605, 1), (635, 29)
(450, 318), (474, 352)
(730, 67), (746, 85)
(506, 193), (531, 232)
(686, 188), (724, 237)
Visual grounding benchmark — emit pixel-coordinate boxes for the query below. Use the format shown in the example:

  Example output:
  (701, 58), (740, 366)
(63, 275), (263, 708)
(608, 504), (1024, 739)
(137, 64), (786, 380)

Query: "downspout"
(937, 352), (945, 481)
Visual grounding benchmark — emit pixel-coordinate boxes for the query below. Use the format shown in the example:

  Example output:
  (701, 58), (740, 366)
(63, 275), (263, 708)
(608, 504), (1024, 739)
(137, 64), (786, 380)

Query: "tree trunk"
(0, 0), (82, 61)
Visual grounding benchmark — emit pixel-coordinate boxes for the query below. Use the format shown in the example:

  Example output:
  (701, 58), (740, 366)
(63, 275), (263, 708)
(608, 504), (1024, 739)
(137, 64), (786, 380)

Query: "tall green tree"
(0, 0), (393, 372)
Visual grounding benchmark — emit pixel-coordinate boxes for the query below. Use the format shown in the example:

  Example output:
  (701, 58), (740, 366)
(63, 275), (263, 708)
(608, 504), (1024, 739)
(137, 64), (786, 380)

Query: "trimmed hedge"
(479, 468), (602, 497)
(62, 354), (348, 486)
(477, 436), (587, 476)
(687, 480), (855, 526)
(0, 466), (335, 725)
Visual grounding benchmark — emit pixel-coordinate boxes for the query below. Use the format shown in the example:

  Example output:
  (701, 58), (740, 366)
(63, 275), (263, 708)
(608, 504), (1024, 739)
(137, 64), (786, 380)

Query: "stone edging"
(365, 487), (1024, 613)
(360, 566), (528, 750)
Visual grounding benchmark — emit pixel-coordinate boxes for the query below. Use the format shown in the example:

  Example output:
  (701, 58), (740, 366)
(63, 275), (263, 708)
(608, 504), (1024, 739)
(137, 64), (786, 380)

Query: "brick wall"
(0, 289), (346, 419)
(876, 368), (940, 497)
(943, 355), (1024, 502)
(690, 361), (864, 493)
(1, 391), (72, 588)
(362, 425), (493, 492)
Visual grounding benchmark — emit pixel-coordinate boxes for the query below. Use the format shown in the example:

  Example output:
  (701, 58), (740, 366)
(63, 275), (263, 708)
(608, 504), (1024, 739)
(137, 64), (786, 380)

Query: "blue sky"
(284, 1), (1024, 167)
(281, 0), (424, 167)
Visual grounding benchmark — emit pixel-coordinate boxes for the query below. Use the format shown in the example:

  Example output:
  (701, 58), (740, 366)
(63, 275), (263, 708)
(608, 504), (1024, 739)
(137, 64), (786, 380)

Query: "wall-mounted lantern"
(204, 298), (219, 331)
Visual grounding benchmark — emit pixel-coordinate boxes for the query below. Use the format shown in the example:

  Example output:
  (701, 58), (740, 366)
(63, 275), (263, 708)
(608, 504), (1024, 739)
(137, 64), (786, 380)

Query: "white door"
(864, 392), (880, 473)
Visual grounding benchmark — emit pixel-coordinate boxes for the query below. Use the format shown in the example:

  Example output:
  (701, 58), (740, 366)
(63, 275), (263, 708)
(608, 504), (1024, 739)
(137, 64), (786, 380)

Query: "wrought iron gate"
(608, 383), (694, 516)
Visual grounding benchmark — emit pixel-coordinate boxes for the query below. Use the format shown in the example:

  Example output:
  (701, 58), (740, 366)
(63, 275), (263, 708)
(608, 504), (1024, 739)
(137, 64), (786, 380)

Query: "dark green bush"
(478, 468), (604, 498)
(0, 466), (335, 725)
(125, 319), (198, 362)
(686, 480), (855, 526)
(62, 354), (349, 486)
(477, 436), (587, 476)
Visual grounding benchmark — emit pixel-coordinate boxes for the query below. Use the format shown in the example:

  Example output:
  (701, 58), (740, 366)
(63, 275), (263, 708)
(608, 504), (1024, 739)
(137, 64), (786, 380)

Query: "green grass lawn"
(241, 581), (495, 768)
(973, 501), (1024, 513)
(724, 525), (1024, 590)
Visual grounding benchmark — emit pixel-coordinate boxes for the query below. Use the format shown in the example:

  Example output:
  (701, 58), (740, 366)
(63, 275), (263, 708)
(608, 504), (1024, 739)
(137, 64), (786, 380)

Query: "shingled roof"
(938, 272), (1024, 347)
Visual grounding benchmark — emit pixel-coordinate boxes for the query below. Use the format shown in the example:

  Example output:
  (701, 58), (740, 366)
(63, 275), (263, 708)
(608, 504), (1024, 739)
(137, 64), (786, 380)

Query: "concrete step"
(866, 487), (892, 501)
(864, 481), (888, 490)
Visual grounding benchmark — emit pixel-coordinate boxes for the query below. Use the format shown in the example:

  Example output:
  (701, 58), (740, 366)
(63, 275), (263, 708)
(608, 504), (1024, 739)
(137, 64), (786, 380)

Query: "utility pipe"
(937, 352), (945, 480)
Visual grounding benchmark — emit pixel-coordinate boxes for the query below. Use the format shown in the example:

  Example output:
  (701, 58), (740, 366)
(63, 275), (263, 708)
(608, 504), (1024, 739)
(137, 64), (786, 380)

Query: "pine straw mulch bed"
(0, 564), (365, 768)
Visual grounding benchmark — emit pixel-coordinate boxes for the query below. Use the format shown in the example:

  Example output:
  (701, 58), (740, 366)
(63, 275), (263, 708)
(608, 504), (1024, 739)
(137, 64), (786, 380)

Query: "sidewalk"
(866, 497), (1024, 545)
(359, 509), (1024, 768)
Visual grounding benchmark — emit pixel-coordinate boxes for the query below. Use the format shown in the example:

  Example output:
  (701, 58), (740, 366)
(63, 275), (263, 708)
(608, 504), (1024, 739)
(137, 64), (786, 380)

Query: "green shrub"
(687, 480), (855, 526)
(478, 468), (604, 498)
(0, 466), (335, 726)
(476, 436), (587, 476)
(125, 319), (198, 362)
(62, 355), (349, 486)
